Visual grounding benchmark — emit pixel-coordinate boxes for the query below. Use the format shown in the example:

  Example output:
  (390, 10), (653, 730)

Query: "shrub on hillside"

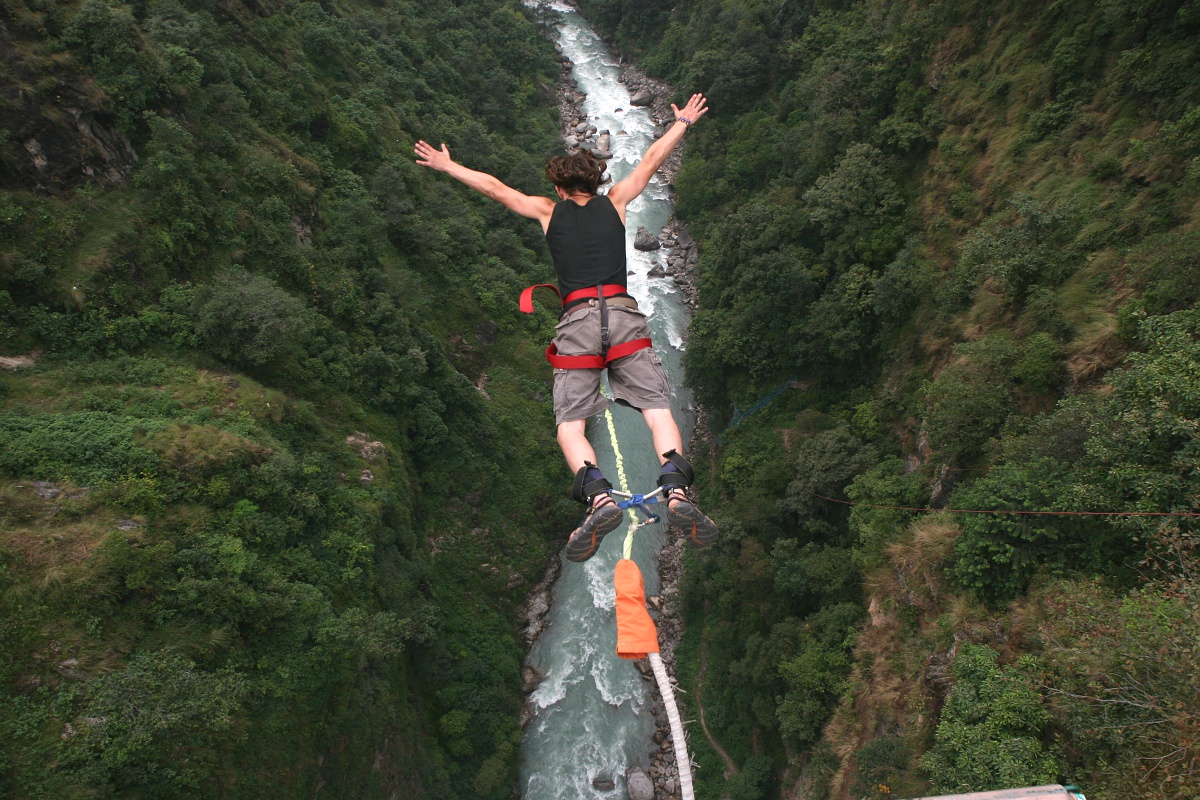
(775, 603), (863, 748)
(945, 459), (1117, 606)
(919, 644), (1062, 793)
(846, 457), (928, 570)
(1038, 581), (1200, 798)
(67, 651), (247, 793)
(924, 334), (1020, 465)
(191, 270), (314, 369)
(0, 412), (165, 485)
(784, 425), (879, 540)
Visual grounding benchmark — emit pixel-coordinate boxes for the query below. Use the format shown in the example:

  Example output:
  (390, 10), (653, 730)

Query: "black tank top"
(545, 195), (629, 308)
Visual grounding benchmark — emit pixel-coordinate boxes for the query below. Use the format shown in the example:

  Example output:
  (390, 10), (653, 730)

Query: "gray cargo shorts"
(552, 302), (671, 425)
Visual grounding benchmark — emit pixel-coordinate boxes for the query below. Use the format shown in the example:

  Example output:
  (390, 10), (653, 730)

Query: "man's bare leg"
(557, 419), (598, 473)
(641, 407), (684, 469)
(562, 410), (683, 471)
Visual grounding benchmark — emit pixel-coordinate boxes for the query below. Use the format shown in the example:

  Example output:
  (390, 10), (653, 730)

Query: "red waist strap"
(521, 283), (650, 369)
(519, 283), (630, 314)
(545, 337), (653, 369)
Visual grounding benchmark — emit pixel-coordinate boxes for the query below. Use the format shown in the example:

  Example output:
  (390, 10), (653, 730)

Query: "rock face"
(594, 130), (614, 159)
(32, 481), (62, 499)
(633, 226), (661, 251)
(0, 19), (139, 193)
(345, 432), (386, 460)
(625, 766), (654, 800)
(0, 353), (38, 369)
(474, 319), (500, 344)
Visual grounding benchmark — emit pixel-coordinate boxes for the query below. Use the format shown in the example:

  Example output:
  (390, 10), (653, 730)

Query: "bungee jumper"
(416, 93), (718, 562)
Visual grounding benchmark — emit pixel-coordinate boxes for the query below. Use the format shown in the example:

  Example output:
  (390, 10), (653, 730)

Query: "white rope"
(650, 652), (696, 800)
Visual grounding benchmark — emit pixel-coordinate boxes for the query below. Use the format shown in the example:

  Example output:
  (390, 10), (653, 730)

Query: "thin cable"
(806, 489), (1200, 518)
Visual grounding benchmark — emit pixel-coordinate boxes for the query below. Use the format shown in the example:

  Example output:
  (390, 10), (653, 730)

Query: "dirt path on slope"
(697, 600), (739, 776)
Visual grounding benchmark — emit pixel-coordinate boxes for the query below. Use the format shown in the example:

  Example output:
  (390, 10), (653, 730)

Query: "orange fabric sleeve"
(614, 559), (660, 660)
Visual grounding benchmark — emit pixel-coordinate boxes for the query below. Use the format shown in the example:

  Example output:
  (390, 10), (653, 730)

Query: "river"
(519, 3), (695, 799)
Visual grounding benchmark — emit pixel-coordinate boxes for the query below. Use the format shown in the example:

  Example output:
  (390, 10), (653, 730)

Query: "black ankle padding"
(572, 462), (613, 503)
(656, 449), (695, 489)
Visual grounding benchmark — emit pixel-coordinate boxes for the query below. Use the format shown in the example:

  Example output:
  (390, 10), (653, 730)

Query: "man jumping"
(415, 93), (717, 561)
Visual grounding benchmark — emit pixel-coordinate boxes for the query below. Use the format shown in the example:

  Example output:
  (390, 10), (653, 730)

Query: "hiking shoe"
(666, 488), (718, 546)
(565, 495), (622, 562)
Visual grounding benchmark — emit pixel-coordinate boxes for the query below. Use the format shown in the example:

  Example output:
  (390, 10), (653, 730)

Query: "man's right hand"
(672, 93), (709, 126)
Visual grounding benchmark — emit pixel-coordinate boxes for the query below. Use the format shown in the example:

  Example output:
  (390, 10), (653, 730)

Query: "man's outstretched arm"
(414, 140), (554, 226)
(607, 93), (708, 215)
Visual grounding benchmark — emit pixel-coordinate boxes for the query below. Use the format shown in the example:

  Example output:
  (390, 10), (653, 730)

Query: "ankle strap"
(656, 449), (695, 490)
(572, 461), (613, 503)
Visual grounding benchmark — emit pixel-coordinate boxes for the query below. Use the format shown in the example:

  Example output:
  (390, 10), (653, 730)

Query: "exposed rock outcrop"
(1, 21), (138, 192)
(629, 87), (654, 106)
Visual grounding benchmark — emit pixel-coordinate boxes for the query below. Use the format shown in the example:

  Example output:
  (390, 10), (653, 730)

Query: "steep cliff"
(575, 0), (1200, 797)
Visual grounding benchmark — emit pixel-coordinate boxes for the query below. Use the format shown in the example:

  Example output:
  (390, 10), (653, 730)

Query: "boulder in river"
(592, 776), (616, 791)
(633, 226), (660, 251)
(521, 665), (546, 693)
(625, 766), (654, 800)
(629, 88), (654, 106)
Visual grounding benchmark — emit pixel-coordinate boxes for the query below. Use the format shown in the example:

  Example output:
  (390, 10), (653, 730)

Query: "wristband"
(678, 117), (692, 126)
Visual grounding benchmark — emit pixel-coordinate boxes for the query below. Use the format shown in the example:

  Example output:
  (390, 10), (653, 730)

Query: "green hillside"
(1, 0), (574, 797)
(575, 0), (1200, 798)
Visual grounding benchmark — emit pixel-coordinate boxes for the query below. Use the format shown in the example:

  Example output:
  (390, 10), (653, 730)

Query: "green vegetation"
(7, 0), (1200, 796)
(580, 0), (1200, 797)
(919, 645), (1061, 793)
(1, 0), (574, 796)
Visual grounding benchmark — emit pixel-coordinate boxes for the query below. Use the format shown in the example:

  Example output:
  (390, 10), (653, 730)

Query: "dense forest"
(0, 0), (578, 797)
(574, 0), (1200, 798)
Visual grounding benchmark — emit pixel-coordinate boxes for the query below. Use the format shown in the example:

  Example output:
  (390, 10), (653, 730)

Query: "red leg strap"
(545, 337), (653, 370)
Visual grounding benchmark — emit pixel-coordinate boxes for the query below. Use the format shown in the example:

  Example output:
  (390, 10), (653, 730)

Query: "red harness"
(520, 283), (653, 370)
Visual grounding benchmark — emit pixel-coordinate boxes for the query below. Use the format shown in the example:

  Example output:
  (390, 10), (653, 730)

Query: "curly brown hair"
(545, 150), (610, 195)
